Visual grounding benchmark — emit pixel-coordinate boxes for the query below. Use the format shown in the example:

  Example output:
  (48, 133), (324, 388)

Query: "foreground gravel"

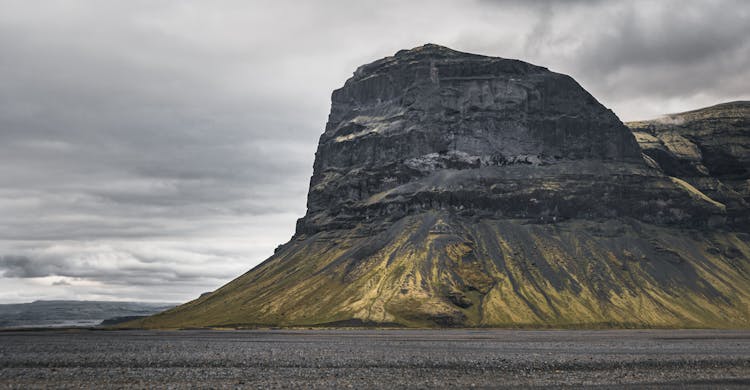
(0, 329), (749, 388)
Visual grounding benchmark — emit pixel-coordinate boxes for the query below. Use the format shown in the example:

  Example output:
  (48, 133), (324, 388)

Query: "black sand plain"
(1, 329), (749, 388)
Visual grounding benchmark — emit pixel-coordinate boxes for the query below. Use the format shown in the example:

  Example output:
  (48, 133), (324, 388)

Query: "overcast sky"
(1, 0), (748, 303)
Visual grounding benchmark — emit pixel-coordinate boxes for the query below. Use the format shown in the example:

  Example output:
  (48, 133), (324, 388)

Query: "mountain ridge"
(0, 300), (176, 328)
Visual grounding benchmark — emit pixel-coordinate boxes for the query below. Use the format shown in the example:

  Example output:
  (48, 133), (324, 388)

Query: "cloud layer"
(1, 0), (748, 303)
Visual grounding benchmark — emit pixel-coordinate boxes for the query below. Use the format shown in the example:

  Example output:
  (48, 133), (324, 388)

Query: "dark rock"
(628, 101), (750, 228)
(446, 292), (473, 308)
(298, 44), (721, 235)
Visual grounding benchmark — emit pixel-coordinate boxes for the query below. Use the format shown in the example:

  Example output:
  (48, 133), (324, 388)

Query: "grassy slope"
(129, 212), (750, 329)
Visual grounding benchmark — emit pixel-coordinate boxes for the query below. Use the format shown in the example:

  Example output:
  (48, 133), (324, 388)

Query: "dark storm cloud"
(550, 0), (750, 100)
(0, 0), (748, 302)
(471, 0), (750, 117)
(0, 256), (39, 278)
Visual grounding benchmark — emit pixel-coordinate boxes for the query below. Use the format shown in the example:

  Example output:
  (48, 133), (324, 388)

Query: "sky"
(0, 0), (748, 303)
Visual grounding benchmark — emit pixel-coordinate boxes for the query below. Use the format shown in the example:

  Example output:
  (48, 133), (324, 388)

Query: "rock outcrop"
(627, 101), (750, 228)
(130, 45), (750, 329)
(298, 44), (723, 233)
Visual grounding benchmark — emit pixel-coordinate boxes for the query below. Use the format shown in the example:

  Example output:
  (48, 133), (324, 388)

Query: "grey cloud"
(454, 0), (750, 119)
(0, 245), (243, 285)
(575, 2), (750, 72)
(0, 256), (43, 278)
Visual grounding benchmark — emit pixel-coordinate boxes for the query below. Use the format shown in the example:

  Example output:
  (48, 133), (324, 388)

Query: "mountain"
(627, 101), (750, 228)
(0, 300), (176, 328)
(130, 44), (750, 329)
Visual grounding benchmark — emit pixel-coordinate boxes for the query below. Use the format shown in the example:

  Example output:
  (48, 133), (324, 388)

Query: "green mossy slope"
(128, 212), (750, 329)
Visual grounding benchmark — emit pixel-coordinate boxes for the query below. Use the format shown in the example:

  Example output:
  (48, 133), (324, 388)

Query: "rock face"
(627, 101), (750, 228)
(296, 44), (728, 234)
(133, 45), (750, 329)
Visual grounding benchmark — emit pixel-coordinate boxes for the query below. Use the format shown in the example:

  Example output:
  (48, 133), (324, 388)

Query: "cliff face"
(627, 101), (750, 228)
(132, 45), (750, 329)
(299, 44), (720, 234)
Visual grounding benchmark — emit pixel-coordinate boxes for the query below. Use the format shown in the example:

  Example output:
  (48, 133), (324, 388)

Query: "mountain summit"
(133, 45), (750, 328)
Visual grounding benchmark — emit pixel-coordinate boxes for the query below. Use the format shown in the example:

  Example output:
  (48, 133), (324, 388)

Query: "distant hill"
(0, 300), (176, 328)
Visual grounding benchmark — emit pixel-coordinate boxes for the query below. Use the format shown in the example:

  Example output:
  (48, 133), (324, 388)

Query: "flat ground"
(0, 329), (749, 388)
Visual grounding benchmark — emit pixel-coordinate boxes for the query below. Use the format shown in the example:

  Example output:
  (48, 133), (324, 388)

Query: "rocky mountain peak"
(352, 44), (485, 79)
(300, 45), (677, 234)
(131, 48), (750, 330)
(353, 43), (544, 80)
(395, 43), (465, 56)
(324, 44), (641, 163)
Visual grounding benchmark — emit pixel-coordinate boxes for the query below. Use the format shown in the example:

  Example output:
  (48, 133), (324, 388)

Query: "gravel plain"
(1, 329), (749, 388)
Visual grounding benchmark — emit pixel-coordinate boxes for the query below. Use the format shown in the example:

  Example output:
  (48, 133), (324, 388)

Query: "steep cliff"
(298, 44), (719, 234)
(627, 101), (750, 228)
(130, 45), (750, 329)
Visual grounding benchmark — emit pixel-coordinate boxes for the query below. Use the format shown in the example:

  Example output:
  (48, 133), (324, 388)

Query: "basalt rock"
(627, 101), (750, 228)
(298, 44), (722, 234)
(131, 45), (750, 329)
